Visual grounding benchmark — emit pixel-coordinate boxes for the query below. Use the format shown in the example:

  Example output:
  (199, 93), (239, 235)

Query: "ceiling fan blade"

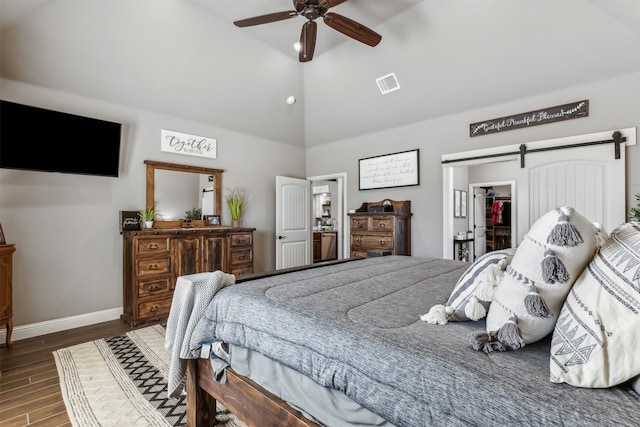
(319, 0), (349, 9)
(234, 11), (298, 28)
(299, 21), (317, 62)
(323, 12), (382, 47)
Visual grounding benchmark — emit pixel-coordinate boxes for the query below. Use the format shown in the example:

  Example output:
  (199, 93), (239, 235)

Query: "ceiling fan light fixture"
(233, 0), (382, 63)
(293, 41), (302, 51)
(376, 72), (401, 95)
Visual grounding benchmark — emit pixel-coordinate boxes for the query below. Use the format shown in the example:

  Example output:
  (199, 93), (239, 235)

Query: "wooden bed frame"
(186, 358), (321, 427)
(183, 258), (360, 427)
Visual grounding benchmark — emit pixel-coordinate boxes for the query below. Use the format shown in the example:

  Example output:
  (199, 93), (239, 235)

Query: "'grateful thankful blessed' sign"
(161, 129), (217, 159)
(470, 100), (589, 137)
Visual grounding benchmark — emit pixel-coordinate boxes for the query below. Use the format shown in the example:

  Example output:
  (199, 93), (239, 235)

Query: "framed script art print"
(359, 149), (420, 190)
(460, 190), (467, 218)
(454, 190), (461, 218)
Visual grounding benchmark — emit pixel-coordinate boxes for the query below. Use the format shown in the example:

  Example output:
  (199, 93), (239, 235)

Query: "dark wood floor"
(0, 319), (155, 427)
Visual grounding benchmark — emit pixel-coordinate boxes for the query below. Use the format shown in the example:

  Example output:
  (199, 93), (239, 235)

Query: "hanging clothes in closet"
(491, 200), (503, 225)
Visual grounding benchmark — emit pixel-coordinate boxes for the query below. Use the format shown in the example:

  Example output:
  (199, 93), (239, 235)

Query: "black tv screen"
(0, 100), (122, 177)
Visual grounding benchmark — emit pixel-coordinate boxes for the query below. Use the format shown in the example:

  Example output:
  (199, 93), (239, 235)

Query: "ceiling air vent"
(376, 72), (400, 95)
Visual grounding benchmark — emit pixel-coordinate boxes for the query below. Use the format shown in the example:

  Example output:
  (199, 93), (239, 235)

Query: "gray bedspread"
(189, 256), (639, 427)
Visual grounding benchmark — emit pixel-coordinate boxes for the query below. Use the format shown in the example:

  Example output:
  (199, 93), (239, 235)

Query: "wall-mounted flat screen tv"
(0, 100), (122, 177)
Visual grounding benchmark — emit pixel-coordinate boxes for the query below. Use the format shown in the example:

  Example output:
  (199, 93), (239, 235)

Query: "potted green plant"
(226, 188), (248, 228)
(185, 207), (202, 221)
(139, 206), (155, 229)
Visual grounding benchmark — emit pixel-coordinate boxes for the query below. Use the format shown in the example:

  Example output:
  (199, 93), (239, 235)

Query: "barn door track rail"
(441, 131), (626, 168)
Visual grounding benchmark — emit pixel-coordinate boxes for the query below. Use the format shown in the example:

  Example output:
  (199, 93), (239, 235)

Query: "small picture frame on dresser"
(206, 215), (221, 226)
(0, 223), (5, 244)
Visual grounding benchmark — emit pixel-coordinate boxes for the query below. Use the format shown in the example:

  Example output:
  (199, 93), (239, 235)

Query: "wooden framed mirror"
(145, 160), (223, 223)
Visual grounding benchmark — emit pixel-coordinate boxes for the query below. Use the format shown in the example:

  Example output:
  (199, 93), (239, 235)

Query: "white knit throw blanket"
(164, 271), (236, 398)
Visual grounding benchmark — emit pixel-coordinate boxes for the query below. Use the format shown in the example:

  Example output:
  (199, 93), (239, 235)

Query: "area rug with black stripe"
(53, 324), (245, 427)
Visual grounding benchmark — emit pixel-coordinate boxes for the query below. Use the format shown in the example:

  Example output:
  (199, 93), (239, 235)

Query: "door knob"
(276, 235), (286, 240)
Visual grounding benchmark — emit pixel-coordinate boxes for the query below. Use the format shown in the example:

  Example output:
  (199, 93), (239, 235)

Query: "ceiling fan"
(233, 0), (382, 62)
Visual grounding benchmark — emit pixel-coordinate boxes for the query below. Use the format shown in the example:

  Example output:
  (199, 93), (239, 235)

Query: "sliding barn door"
(518, 144), (625, 235)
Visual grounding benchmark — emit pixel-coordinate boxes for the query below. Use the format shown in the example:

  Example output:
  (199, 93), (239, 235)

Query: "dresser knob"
(150, 306), (159, 312)
(149, 264), (159, 270)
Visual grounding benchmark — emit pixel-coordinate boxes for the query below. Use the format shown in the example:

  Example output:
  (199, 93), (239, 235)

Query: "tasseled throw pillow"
(471, 207), (598, 353)
(421, 248), (515, 325)
(550, 222), (640, 388)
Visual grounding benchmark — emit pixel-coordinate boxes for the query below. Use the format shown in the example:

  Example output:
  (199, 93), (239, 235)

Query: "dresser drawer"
(371, 218), (393, 231)
(135, 237), (171, 256)
(230, 233), (252, 247)
(136, 257), (171, 277)
(230, 248), (253, 265)
(350, 250), (368, 258)
(230, 265), (253, 277)
(356, 235), (394, 250)
(137, 298), (172, 319)
(350, 217), (369, 231)
(136, 277), (173, 297)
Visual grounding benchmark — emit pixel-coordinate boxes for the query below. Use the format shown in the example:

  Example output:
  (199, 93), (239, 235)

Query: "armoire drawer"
(350, 217), (369, 230)
(371, 218), (393, 231)
(354, 235), (394, 250)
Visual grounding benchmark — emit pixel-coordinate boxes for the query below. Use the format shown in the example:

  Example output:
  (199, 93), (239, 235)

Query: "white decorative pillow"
(550, 222), (640, 388)
(472, 207), (597, 352)
(421, 248), (515, 325)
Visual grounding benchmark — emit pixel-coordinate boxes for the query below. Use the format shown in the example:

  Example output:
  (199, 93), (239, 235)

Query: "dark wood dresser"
(121, 227), (254, 325)
(0, 244), (16, 346)
(349, 200), (411, 258)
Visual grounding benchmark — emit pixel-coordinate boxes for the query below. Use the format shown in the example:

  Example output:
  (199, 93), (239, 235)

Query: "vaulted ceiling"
(1, 0), (639, 148)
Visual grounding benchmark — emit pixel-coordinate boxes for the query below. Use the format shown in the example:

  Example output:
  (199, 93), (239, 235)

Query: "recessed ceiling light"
(286, 96), (296, 105)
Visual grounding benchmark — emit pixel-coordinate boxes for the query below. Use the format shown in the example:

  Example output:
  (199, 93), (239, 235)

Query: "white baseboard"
(0, 307), (123, 343)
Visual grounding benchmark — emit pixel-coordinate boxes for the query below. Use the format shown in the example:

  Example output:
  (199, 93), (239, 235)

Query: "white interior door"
(275, 176), (312, 269)
(518, 144), (625, 237)
(473, 188), (486, 259)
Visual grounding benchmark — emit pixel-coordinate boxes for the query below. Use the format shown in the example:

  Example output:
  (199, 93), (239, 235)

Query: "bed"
(170, 254), (639, 427)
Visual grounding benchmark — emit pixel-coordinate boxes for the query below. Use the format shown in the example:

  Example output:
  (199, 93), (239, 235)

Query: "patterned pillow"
(421, 248), (515, 325)
(550, 222), (640, 388)
(472, 207), (597, 352)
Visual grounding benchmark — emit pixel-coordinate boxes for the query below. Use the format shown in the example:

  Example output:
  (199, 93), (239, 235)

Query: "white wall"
(1, 73), (638, 335)
(0, 79), (306, 327)
(306, 72), (640, 259)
